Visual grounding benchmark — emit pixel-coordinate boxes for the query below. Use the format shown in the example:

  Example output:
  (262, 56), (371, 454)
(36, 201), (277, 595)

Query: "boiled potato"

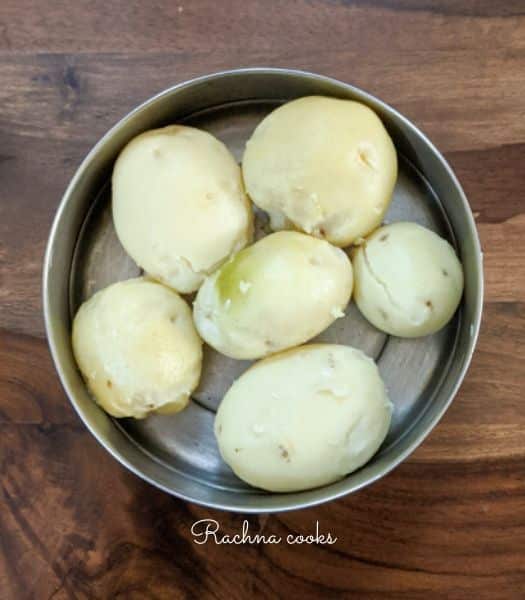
(113, 125), (253, 293)
(72, 278), (202, 418)
(353, 222), (464, 337)
(193, 231), (353, 359)
(215, 344), (392, 492)
(242, 96), (397, 247)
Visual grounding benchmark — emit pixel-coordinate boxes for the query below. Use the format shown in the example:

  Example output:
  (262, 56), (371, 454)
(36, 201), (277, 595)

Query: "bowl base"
(70, 99), (459, 494)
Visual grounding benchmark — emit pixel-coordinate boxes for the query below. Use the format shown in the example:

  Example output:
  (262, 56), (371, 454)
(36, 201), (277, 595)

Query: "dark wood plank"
(1, 0), (525, 598)
(1, 425), (523, 599)
(2, 46), (525, 153)
(0, 1), (523, 54)
(2, 301), (524, 432)
(1, 300), (524, 598)
(1, 55), (524, 336)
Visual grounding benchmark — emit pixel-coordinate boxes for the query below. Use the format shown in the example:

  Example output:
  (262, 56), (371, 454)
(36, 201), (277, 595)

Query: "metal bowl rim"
(43, 67), (484, 513)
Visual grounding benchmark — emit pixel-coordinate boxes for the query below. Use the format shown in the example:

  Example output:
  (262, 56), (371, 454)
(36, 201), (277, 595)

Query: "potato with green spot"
(193, 232), (353, 359)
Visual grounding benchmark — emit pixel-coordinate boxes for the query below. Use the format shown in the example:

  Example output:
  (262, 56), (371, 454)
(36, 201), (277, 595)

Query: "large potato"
(215, 344), (392, 492)
(113, 125), (253, 293)
(242, 96), (397, 247)
(193, 231), (353, 359)
(352, 222), (464, 337)
(72, 278), (202, 418)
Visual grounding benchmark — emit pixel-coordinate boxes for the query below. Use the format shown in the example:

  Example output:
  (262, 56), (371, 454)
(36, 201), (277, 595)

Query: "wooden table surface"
(1, 1), (524, 598)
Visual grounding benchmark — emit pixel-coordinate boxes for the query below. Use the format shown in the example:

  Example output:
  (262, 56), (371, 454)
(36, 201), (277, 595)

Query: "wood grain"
(0, 1), (524, 598)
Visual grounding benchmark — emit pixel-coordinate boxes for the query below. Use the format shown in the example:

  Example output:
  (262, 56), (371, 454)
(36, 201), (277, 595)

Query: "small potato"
(215, 344), (392, 492)
(193, 231), (353, 359)
(242, 96), (397, 247)
(113, 125), (253, 293)
(72, 278), (202, 418)
(353, 222), (464, 337)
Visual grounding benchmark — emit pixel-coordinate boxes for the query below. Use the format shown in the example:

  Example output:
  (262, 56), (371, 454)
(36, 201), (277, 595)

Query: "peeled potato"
(353, 222), (464, 337)
(113, 125), (253, 293)
(242, 96), (397, 247)
(72, 278), (202, 418)
(193, 231), (353, 359)
(215, 344), (392, 492)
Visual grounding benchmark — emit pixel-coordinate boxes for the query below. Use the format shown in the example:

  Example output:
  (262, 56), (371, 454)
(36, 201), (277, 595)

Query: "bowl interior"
(45, 70), (482, 511)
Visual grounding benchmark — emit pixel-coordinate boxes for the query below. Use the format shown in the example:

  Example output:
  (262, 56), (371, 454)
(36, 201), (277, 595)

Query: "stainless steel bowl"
(43, 68), (483, 512)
